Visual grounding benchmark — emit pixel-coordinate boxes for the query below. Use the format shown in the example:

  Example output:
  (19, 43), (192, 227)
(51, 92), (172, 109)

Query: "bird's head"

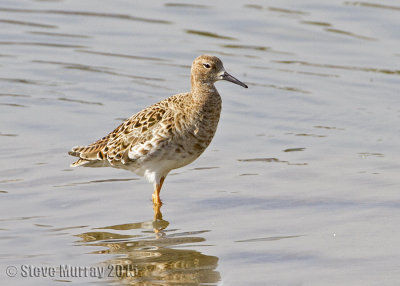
(191, 55), (248, 89)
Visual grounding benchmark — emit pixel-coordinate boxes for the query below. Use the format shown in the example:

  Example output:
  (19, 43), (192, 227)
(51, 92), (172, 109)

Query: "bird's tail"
(68, 142), (107, 167)
(70, 158), (91, 167)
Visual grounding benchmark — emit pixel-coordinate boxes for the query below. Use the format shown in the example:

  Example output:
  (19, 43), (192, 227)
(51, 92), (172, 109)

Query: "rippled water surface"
(1, 0), (400, 285)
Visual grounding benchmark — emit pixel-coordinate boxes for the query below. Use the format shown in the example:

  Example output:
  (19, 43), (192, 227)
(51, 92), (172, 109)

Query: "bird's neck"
(190, 75), (219, 104)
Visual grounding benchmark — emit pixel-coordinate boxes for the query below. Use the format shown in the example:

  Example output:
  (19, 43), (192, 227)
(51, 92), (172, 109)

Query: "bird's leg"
(152, 176), (165, 206)
(153, 204), (162, 221)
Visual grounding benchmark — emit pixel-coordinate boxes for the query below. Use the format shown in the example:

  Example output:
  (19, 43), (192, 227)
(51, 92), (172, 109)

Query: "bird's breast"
(175, 104), (221, 157)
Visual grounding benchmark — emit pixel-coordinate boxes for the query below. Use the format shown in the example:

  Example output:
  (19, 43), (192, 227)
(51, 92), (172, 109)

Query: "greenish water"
(1, 0), (400, 285)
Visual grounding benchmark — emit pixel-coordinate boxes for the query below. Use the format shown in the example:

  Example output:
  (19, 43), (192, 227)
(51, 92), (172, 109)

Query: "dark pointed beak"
(221, 71), (248, 88)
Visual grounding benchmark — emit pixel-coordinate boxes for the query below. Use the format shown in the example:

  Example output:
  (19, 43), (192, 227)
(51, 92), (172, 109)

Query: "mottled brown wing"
(69, 101), (169, 167)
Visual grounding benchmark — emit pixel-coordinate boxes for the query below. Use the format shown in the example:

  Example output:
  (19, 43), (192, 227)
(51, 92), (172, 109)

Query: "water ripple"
(165, 3), (210, 9)
(244, 5), (308, 15)
(238, 158), (308, 166)
(246, 81), (310, 94)
(0, 77), (43, 85)
(283, 148), (305, 152)
(222, 44), (293, 55)
(54, 178), (138, 188)
(345, 2), (400, 11)
(0, 103), (27, 108)
(274, 60), (400, 75)
(0, 93), (30, 98)
(29, 31), (90, 39)
(235, 235), (302, 243)
(0, 41), (86, 49)
(77, 49), (167, 62)
(0, 132), (18, 137)
(0, 7), (172, 24)
(324, 28), (376, 41)
(186, 29), (236, 40)
(57, 97), (103, 106)
(0, 18), (56, 28)
(33, 60), (164, 81)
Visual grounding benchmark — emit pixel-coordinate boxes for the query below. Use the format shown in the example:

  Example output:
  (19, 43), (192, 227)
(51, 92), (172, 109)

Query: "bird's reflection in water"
(77, 205), (220, 285)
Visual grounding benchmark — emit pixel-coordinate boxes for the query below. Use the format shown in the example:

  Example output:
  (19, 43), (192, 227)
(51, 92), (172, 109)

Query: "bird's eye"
(203, 63), (211, 69)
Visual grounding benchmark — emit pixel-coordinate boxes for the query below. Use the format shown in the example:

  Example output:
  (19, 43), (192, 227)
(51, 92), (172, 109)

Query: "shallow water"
(1, 0), (400, 285)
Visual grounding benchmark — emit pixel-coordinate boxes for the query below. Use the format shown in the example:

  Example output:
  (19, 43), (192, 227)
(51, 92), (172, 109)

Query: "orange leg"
(153, 203), (162, 221)
(152, 204), (169, 234)
(152, 176), (165, 206)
